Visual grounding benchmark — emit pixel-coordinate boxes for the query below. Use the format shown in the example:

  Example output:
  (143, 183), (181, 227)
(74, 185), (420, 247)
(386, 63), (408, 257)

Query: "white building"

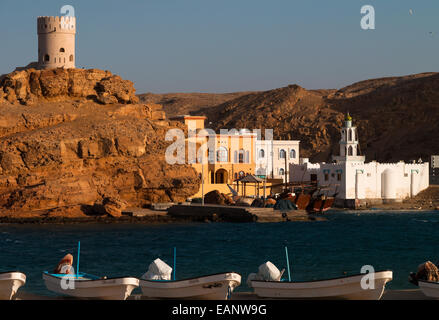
(289, 114), (429, 208)
(256, 140), (300, 182)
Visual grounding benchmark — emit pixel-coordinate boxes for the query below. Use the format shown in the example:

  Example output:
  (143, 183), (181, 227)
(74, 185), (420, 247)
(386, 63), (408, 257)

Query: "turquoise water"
(1, 210), (439, 295)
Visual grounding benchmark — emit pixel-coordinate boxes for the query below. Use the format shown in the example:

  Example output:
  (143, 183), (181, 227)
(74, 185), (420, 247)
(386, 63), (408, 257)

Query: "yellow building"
(170, 115), (259, 198)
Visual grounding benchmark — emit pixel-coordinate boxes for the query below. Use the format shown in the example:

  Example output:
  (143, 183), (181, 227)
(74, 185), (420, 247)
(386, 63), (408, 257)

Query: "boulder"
(102, 196), (128, 218)
(204, 190), (230, 205)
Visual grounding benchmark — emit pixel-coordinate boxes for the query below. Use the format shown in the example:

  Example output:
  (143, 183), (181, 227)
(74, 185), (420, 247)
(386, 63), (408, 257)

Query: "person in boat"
(409, 261), (439, 285)
(53, 254), (74, 274)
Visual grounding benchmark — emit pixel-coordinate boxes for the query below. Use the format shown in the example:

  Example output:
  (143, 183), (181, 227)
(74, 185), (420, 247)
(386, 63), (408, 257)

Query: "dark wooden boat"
(306, 196), (335, 214)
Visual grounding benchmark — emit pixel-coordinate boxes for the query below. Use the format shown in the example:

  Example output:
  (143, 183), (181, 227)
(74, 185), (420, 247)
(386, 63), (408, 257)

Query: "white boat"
(250, 270), (393, 300)
(418, 280), (439, 299)
(139, 272), (242, 300)
(43, 271), (139, 300)
(0, 271), (26, 300)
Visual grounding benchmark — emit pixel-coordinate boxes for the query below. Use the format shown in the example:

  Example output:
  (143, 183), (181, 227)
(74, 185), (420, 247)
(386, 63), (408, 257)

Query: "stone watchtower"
(37, 16), (76, 69)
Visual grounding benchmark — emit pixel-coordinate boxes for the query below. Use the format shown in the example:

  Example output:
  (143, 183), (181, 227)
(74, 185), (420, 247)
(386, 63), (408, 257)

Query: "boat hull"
(419, 280), (439, 299)
(140, 272), (241, 300)
(294, 194), (311, 210)
(250, 271), (393, 300)
(43, 273), (139, 300)
(0, 272), (26, 300)
(307, 197), (335, 214)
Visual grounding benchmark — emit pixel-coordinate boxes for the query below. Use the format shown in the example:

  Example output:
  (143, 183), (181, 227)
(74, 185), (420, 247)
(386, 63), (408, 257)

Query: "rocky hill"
(0, 68), (200, 219)
(145, 72), (439, 163)
(138, 91), (253, 118)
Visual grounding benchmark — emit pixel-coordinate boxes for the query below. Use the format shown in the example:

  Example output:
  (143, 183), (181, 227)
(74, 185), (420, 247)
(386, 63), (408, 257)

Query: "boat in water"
(418, 280), (439, 299)
(249, 270), (393, 300)
(43, 245), (138, 300)
(139, 272), (242, 300)
(0, 271), (26, 300)
(43, 271), (139, 300)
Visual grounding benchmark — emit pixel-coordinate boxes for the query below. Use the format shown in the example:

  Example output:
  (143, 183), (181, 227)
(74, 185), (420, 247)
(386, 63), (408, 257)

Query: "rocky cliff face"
(0, 68), (139, 105)
(0, 68), (199, 218)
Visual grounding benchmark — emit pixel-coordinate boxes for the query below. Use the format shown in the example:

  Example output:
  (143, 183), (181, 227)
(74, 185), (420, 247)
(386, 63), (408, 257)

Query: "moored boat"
(250, 271), (393, 300)
(306, 196), (335, 214)
(0, 271), (26, 300)
(43, 271), (139, 300)
(418, 280), (439, 299)
(139, 272), (242, 300)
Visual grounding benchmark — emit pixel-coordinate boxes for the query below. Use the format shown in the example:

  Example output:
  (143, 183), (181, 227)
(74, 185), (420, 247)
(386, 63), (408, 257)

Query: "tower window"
(348, 146), (353, 156)
(69, 54), (74, 62)
(44, 54), (50, 62)
(60, 48), (65, 53)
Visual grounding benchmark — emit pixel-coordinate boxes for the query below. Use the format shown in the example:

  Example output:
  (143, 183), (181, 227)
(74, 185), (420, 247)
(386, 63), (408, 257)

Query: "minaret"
(37, 16), (76, 69)
(333, 113), (365, 163)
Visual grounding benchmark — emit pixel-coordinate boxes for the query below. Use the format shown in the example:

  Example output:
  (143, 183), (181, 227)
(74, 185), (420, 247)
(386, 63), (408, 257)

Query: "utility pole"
(284, 153), (288, 190)
(201, 163), (204, 206)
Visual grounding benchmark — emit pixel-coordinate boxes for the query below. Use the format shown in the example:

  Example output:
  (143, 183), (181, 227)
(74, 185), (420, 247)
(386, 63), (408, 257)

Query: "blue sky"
(0, 0), (438, 93)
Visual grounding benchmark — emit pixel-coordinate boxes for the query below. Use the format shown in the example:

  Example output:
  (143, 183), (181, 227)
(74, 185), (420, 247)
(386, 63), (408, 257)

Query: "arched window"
(259, 149), (265, 159)
(69, 54), (74, 62)
(290, 149), (296, 159)
(207, 148), (215, 163)
(60, 48), (65, 53)
(279, 149), (286, 159)
(44, 54), (50, 62)
(348, 129), (352, 141)
(352, 129), (355, 141)
(216, 147), (228, 162)
(279, 168), (285, 176)
(348, 146), (353, 156)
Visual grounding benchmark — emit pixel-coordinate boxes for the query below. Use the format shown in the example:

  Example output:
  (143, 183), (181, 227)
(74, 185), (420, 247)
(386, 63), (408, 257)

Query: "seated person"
(409, 261), (439, 285)
(53, 254), (74, 274)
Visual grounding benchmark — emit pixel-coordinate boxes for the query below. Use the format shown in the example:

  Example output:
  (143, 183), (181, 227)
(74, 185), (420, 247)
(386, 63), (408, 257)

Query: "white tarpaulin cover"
(141, 258), (173, 280)
(258, 261), (281, 281)
(247, 261), (282, 287)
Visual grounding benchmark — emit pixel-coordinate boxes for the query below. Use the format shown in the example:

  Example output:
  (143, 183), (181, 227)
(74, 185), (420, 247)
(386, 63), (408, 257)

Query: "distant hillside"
(138, 92), (254, 118)
(139, 72), (439, 163)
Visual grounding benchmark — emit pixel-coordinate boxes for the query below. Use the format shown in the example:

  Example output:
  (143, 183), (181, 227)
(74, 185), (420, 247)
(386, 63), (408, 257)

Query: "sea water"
(1, 210), (439, 295)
